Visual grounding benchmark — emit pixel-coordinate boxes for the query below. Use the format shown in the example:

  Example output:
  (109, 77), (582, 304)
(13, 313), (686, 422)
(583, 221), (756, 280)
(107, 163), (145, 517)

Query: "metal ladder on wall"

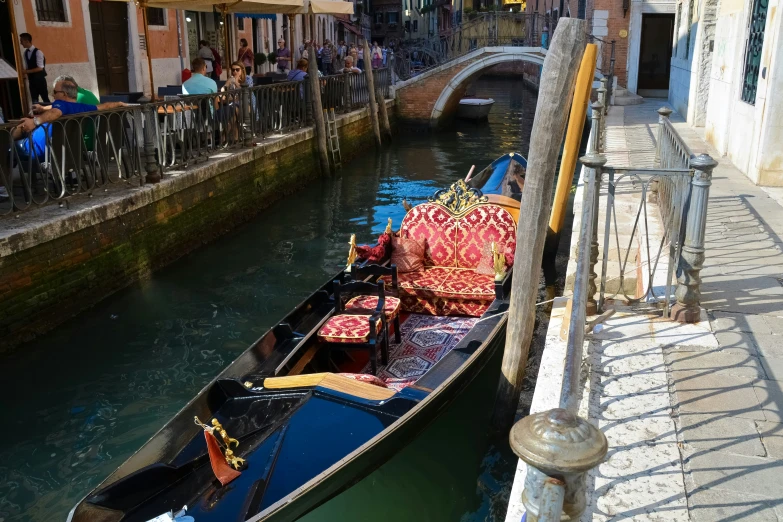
(324, 108), (342, 169)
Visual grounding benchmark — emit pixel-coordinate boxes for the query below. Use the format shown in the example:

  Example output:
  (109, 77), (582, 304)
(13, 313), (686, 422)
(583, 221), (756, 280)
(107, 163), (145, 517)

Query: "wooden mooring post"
(308, 40), (331, 176)
(363, 40), (383, 149)
(376, 87), (392, 142)
(491, 18), (587, 432)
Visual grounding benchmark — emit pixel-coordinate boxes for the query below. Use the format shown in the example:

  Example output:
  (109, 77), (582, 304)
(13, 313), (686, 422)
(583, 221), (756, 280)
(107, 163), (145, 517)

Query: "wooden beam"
(263, 372), (396, 401)
(308, 39), (331, 176)
(363, 40), (382, 149)
(492, 18), (587, 432)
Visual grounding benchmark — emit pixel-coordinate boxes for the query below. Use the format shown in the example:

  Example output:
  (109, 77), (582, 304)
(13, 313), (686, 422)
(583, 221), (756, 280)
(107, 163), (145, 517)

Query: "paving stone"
(759, 356), (783, 381)
(709, 311), (774, 334)
(685, 451), (783, 499)
(751, 333), (783, 357)
(665, 350), (765, 379)
(763, 316), (783, 336)
(677, 413), (765, 457)
(753, 380), (783, 422)
(713, 331), (761, 355)
(686, 487), (782, 522)
(672, 370), (765, 421)
(755, 421), (783, 459)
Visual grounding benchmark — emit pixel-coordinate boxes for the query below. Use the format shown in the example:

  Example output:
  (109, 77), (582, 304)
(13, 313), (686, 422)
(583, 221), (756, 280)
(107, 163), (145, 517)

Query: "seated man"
(183, 57), (218, 95)
(25, 75), (121, 150)
(12, 76), (125, 163)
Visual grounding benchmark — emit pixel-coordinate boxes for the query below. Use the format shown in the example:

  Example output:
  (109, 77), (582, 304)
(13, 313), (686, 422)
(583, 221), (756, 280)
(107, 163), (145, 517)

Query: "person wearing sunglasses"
(224, 62), (254, 90)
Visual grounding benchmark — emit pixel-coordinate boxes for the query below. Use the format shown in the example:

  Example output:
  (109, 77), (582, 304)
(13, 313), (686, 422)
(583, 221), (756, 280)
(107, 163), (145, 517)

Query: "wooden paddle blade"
(204, 430), (241, 486)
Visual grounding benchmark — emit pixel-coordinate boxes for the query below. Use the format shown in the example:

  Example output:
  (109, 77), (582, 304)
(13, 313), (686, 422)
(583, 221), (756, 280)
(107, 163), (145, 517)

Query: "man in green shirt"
(76, 86), (99, 106)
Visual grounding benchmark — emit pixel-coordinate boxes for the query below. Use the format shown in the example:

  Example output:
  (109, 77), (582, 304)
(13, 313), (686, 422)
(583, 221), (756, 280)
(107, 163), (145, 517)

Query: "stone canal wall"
(0, 102), (394, 351)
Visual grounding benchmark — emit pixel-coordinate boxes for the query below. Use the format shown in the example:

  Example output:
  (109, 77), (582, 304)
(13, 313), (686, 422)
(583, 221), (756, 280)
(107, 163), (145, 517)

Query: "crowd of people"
(286, 39), (392, 76)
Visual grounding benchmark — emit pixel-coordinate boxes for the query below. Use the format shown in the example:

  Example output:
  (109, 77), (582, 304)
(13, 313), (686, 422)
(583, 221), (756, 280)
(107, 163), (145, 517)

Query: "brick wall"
(0, 105), (391, 352)
(592, 3), (630, 88)
(395, 55), (488, 125)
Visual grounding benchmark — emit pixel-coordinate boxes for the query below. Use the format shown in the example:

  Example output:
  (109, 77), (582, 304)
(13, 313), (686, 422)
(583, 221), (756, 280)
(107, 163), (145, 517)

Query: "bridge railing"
(0, 69), (392, 215)
(393, 12), (556, 81)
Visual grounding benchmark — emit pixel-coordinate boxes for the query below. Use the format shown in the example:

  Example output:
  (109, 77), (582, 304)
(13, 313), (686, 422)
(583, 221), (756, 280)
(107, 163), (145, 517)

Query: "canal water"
(0, 76), (538, 522)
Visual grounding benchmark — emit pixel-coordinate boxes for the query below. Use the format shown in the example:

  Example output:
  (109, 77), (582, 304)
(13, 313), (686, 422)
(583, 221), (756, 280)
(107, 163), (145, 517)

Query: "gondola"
(67, 180), (520, 522)
(467, 152), (528, 201)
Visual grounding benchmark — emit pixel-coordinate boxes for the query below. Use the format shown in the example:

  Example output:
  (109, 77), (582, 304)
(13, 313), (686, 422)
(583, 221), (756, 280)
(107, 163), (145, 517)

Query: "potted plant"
(254, 52), (267, 74)
(268, 51), (278, 66)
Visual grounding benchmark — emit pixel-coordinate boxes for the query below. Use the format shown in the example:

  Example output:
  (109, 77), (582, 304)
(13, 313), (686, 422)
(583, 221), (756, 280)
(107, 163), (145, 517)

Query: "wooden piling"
(308, 41), (331, 176)
(376, 88), (392, 142)
(491, 18), (588, 432)
(363, 40), (383, 149)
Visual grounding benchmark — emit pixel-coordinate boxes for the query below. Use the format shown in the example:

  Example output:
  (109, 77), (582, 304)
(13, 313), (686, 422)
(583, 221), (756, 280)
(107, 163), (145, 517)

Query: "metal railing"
(512, 99), (716, 522)
(0, 69), (391, 215)
(393, 12), (556, 80)
(587, 35), (615, 110)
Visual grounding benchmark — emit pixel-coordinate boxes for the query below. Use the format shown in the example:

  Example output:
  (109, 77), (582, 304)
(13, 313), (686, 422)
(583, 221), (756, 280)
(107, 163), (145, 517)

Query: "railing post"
(241, 85), (253, 147)
(586, 102), (604, 316)
(655, 106), (672, 167)
(143, 105), (160, 184)
(343, 72), (351, 113)
(510, 408), (608, 522)
(671, 153), (717, 323)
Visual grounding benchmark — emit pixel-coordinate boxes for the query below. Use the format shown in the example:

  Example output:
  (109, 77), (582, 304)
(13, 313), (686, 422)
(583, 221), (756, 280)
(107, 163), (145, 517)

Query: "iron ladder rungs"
(324, 108), (342, 169)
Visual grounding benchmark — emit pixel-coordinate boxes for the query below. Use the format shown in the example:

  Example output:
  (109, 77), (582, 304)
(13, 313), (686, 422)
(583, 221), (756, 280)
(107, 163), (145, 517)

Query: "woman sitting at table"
(217, 62), (253, 143)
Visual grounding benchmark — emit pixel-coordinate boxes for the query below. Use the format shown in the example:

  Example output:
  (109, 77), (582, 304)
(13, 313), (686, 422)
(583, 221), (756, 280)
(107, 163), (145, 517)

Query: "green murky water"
(0, 76), (537, 522)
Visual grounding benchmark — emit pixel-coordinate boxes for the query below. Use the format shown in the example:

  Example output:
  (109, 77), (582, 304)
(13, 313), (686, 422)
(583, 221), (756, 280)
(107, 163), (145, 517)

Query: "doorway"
(89, 1), (130, 95)
(637, 13), (674, 97)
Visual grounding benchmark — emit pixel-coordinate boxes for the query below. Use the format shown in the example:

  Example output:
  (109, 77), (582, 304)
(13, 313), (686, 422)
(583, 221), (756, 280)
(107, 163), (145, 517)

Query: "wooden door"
(90, 1), (129, 95)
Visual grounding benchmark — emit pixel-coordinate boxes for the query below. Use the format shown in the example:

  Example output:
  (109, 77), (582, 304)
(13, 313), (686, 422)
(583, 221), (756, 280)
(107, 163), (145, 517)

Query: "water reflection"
(0, 76), (536, 521)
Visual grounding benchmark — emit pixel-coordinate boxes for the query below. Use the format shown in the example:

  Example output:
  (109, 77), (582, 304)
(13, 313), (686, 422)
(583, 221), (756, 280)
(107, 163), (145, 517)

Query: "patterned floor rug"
(361, 314), (479, 391)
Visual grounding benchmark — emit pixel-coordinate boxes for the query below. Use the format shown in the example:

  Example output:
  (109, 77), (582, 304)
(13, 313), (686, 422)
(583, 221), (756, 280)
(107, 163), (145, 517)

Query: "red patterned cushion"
(338, 373), (389, 387)
(317, 314), (383, 344)
(456, 205), (517, 269)
(383, 267), (452, 296)
(391, 235), (426, 273)
(345, 295), (402, 320)
(435, 269), (496, 299)
(400, 203), (458, 267)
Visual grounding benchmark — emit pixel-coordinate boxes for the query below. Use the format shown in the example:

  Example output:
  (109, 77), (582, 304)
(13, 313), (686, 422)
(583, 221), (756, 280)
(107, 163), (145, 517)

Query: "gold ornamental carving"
(428, 180), (488, 216)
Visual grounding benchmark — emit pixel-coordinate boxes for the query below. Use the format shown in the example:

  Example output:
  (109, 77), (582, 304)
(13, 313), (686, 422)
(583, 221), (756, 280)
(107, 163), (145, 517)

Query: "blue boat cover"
(480, 152), (527, 195)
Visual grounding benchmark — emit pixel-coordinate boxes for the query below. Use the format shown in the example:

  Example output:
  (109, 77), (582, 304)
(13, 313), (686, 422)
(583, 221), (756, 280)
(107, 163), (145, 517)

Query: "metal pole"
(143, 106), (160, 183)
(655, 106), (672, 167)
(141, 3), (156, 101)
(671, 153), (717, 323)
(586, 101), (603, 315)
(7, 0), (29, 115)
(561, 151), (606, 411)
(510, 408), (608, 522)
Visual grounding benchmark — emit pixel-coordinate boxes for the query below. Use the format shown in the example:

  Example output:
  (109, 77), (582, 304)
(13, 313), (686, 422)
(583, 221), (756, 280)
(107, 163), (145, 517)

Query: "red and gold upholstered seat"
(345, 295), (402, 320)
(374, 181), (517, 317)
(317, 315), (383, 344)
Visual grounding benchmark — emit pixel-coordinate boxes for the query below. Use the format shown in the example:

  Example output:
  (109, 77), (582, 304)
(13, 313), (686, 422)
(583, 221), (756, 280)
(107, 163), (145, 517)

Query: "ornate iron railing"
(0, 69), (392, 215)
(392, 12), (556, 81)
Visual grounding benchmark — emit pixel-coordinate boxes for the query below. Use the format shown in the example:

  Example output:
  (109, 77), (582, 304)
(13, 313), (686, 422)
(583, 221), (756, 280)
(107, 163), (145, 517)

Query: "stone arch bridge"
(394, 46), (548, 128)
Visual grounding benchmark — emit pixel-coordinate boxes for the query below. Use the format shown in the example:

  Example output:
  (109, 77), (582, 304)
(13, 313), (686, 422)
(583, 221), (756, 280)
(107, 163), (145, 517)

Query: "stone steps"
(613, 87), (644, 106)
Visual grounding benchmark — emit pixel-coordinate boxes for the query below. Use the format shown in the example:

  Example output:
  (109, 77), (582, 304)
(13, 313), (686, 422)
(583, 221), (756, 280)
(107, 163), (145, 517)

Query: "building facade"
(669, 0), (782, 185)
(0, 0), (347, 118)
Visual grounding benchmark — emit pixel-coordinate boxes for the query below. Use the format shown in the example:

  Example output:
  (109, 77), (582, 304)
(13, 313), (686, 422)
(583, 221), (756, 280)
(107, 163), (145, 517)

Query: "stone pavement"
(505, 99), (783, 522)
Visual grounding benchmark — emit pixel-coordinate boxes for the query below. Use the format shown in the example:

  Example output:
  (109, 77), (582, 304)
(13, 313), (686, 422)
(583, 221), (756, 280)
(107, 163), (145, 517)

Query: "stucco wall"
(704, 0), (782, 185)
